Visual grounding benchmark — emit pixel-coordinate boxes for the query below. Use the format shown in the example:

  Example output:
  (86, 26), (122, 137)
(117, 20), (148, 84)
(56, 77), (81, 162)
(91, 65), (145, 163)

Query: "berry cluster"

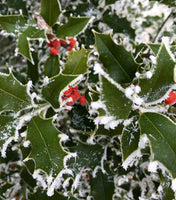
(62, 86), (87, 106)
(164, 91), (176, 105)
(47, 38), (76, 56)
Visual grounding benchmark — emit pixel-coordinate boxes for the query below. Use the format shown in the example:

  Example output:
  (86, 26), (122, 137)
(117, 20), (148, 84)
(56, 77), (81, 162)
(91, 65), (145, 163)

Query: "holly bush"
(0, 0), (176, 199)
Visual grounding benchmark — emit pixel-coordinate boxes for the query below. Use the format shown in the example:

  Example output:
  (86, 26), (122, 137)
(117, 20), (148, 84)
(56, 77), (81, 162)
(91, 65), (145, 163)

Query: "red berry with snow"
(50, 47), (59, 56)
(47, 40), (53, 47)
(52, 39), (61, 48)
(164, 92), (176, 105)
(79, 95), (87, 105)
(72, 90), (81, 100)
(68, 38), (76, 47)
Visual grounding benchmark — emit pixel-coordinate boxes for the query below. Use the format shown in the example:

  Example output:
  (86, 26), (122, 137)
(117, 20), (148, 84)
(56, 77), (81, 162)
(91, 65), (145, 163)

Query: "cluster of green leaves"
(0, 0), (176, 200)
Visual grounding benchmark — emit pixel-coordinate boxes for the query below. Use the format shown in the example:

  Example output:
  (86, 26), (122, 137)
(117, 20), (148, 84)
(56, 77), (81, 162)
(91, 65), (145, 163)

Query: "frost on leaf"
(0, 115), (18, 158)
(138, 43), (176, 104)
(0, 73), (30, 113)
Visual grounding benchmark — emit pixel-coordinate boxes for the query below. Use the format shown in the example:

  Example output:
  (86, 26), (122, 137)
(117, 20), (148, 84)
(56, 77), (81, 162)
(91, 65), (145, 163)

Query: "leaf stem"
(153, 10), (174, 43)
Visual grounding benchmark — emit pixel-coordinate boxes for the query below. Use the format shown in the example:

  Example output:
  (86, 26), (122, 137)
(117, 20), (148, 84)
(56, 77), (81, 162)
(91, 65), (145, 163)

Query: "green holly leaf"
(89, 168), (114, 200)
(42, 73), (78, 108)
(67, 141), (104, 174)
(6, 0), (28, 16)
(139, 44), (176, 103)
(40, 0), (61, 27)
(26, 116), (67, 175)
(0, 115), (17, 152)
(17, 26), (46, 63)
(56, 17), (91, 39)
(0, 15), (27, 34)
(148, 43), (160, 55)
(121, 116), (140, 161)
(103, 14), (135, 39)
(44, 55), (60, 78)
(0, 73), (30, 113)
(139, 112), (176, 178)
(63, 48), (90, 75)
(101, 76), (132, 119)
(94, 32), (138, 83)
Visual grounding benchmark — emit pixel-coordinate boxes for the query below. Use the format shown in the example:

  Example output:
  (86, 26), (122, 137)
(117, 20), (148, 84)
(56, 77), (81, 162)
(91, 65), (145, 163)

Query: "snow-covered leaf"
(139, 44), (176, 103)
(40, 0), (61, 27)
(0, 115), (17, 153)
(94, 32), (138, 83)
(89, 168), (114, 200)
(0, 15), (26, 34)
(67, 141), (104, 174)
(101, 76), (132, 119)
(121, 116), (140, 161)
(148, 43), (160, 55)
(56, 17), (90, 39)
(139, 112), (176, 178)
(26, 116), (67, 175)
(17, 26), (46, 63)
(44, 55), (60, 78)
(42, 73), (78, 108)
(0, 73), (30, 113)
(63, 48), (90, 75)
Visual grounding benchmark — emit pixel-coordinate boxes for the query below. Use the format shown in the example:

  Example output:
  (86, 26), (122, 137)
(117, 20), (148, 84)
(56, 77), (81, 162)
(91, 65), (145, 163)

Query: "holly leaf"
(121, 116), (140, 161)
(6, 0), (28, 16)
(0, 73), (30, 113)
(63, 48), (90, 75)
(0, 115), (17, 152)
(42, 73), (78, 108)
(95, 124), (123, 137)
(44, 55), (60, 78)
(101, 76), (132, 119)
(40, 0), (61, 27)
(139, 44), (176, 103)
(17, 26), (46, 63)
(89, 168), (114, 200)
(139, 112), (176, 178)
(94, 32), (138, 83)
(67, 141), (104, 174)
(148, 43), (160, 55)
(26, 116), (67, 175)
(56, 17), (91, 39)
(0, 15), (27, 34)
(103, 14), (135, 39)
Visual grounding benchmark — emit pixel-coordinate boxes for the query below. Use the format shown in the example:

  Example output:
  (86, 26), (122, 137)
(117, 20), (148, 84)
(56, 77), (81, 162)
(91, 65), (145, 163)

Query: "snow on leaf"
(139, 43), (176, 104)
(0, 73), (30, 113)
(0, 15), (27, 34)
(100, 76), (132, 120)
(94, 32), (138, 83)
(26, 116), (67, 176)
(139, 112), (176, 178)
(0, 115), (17, 157)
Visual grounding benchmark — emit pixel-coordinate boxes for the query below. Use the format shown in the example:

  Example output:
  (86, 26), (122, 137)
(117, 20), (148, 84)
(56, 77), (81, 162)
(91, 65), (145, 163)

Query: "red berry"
(50, 47), (59, 56)
(60, 39), (67, 45)
(72, 86), (79, 91)
(79, 95), (87, 105)
(68, 38), (76, 47)
(63, 88), (72, 97)
(68, 46), (73, 51)
(66, 101), (74, 106)
(52, 39), (61, 48)
(72, 90), (81, 100)
(47, 40), (53, 47)
(164, 92), (176, 105)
